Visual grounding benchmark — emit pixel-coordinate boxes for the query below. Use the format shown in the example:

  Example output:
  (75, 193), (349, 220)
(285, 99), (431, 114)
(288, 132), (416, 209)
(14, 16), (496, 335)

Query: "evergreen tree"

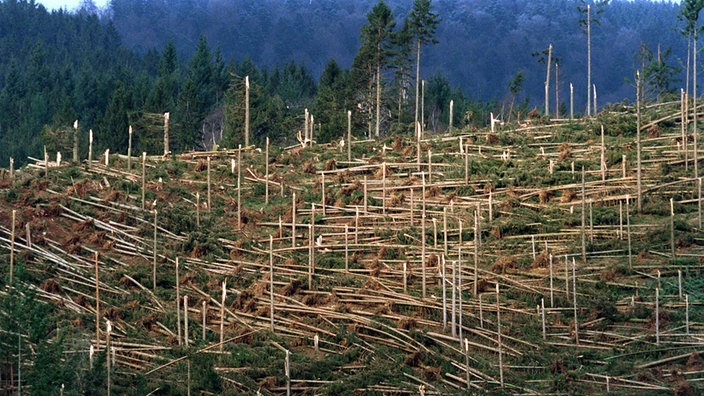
(314, 59), (354, 143)
(224, 65), (288, 148)
(351, 38), (376, 139)
(407, 0), (439, 132)
(391, 19), (414, 133)
(681, 0), (704, 178)
(424, 71), (450, 131)
(99, 81), (130, 152)
(359, 0), (395, 138)
(176, 35), (214, 151)
(146, 38), (179, 113)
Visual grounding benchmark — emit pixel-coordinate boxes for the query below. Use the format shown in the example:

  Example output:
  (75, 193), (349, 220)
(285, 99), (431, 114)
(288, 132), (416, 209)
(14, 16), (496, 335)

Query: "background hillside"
(0, 0), (688, 166)
(107, 0), (684, 106)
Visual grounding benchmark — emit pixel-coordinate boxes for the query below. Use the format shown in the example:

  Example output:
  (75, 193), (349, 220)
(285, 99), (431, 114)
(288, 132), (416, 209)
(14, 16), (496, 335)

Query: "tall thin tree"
(682, 0), (704, 177)
(578, 0), (609, 117)
(360, 1), (396, 138)
(407, 0), (440, 134)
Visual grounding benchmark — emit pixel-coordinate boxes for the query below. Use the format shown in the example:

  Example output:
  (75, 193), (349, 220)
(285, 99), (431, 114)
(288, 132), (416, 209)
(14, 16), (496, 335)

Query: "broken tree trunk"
(164, 112), (170, 156)
(10, 209), (15, 284)
(176, 257), (181, 346)
(245, 76), (250, 147)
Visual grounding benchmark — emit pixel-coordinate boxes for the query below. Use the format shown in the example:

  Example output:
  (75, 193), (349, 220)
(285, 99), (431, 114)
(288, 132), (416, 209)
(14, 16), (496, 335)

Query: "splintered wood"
(2, 100), (703, 394)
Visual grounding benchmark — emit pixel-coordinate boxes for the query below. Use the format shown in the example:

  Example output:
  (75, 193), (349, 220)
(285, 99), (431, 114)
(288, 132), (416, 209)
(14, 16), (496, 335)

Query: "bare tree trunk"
(695, 29), (699, 179)
(572, 258), (579, 345)
(570, 83), (574, 120)
(347, 110), (352, 162)
(95, 251), (100, 350)
(219, 282), (226, 353)
(237, 146), (242, 230)
(73, 120), (79, 163)
(164, 112), (170, 156)
(449, 100), (454, 134)
(245, 76), (250, 147)
(421, 80), (425, 134)
(587, 5), (592, 117)
(637, 71), (643, 212)
(153, 210), (157, 291)
(581, 167), (587, 264)
(176, 257), (181, 345)
(270, 235), (275, 332)
(545, 44), (552, 116)
(128, 126), (133, 172)
(687, 35), (692, 101)
(555, 63), (559, 118)
(414, 39), (421, 135)
(375, 60), (381, 138)
(496, 284), (504, 388)
(10, 209), (15, 284)
(88, 129), (93, 170)
(141, 152), (146, 210)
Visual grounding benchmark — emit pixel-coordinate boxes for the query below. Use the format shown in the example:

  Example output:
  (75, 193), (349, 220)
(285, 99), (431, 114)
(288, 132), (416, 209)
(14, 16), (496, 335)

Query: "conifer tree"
(407, 0), (439, 132)
(360, 0), (395, 138)
(578, 0), (608, 117)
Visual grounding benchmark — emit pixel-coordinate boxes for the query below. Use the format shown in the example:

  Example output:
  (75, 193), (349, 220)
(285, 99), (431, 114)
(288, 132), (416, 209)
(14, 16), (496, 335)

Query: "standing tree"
(146, 39), (179, 114)
(639, 44), (680, 103)
(681, 0), (704, 177)
(391, 19), (414, 133)
(99, 81), (130, 152)
(533, 45), (560, 117)
(177, 36), (215, 151)
(314, 59), (354, 143)
(507, 70), (525, 122)
(359, 0), (396, 138)
(578, 0), (609, 117)
(407, 0), (440, 133)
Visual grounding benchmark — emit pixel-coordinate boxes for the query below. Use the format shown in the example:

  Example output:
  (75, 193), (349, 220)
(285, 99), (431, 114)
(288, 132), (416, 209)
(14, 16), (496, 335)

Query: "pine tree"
(314, 59), (353, 143)
(359, 0), (395, 138)
(146, 39), (179, 113)
(99, 81), (130, 152)
(407, 0), (440, 133)
(578, 0), (609, 117)
(681, 0), (704, 177)
(176, 36), (214, 151)
(391, 19), (414, 133)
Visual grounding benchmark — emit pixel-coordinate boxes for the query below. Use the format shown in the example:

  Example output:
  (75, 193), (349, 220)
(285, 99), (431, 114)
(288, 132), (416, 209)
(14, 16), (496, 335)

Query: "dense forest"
(0, 0), (687, 167)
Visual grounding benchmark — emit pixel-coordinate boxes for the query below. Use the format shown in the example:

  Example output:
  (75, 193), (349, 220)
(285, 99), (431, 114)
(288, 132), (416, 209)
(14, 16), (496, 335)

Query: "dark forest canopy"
(106, 0), (684, 106)
(0, 0), (689, 166)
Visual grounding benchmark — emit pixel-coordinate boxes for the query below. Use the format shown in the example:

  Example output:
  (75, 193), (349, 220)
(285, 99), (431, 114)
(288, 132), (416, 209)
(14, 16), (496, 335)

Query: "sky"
(37, 0), (109, 11)
(35, 0), (681, 12)
(35, 0), (681, 11)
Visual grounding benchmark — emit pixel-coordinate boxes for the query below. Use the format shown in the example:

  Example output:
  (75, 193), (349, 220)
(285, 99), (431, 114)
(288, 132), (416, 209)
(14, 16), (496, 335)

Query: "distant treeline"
(108, 0), (685, 108)
(0, 0), (687, 166)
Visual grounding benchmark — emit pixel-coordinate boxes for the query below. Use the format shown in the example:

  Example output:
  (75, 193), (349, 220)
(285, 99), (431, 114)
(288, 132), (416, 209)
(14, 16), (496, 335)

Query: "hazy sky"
(35, 0), (680, 12)
(37, 0), (109, 11)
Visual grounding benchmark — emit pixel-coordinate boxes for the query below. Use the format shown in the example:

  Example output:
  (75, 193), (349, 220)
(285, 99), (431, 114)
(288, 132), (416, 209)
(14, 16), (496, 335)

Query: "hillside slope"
(1, 103), (703, 394)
